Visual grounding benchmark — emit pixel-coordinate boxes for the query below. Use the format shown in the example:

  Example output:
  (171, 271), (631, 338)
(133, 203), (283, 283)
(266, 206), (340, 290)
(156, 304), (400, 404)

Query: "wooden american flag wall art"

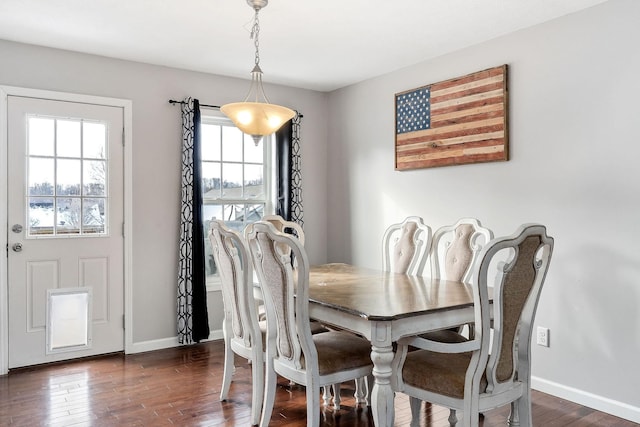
(394, 64), (509, 170)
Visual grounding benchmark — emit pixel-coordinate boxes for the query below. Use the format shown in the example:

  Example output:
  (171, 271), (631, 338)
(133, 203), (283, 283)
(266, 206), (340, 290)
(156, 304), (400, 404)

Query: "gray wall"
(0, 39), (329, 346)
(2, 0), (639, 421)
(327, 0), (639, 420)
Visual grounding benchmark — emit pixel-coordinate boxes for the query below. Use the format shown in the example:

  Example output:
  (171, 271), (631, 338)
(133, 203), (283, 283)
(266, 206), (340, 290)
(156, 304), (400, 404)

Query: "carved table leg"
(370, 343), (395, 427)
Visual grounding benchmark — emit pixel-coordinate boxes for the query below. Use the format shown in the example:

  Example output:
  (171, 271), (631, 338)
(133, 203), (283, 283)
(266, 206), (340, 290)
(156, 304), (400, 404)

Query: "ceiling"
(0, 0), (609, 92)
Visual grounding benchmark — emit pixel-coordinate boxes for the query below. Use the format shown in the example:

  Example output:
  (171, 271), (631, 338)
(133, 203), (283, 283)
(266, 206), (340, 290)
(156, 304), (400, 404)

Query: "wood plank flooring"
(0, 340), (636, 426)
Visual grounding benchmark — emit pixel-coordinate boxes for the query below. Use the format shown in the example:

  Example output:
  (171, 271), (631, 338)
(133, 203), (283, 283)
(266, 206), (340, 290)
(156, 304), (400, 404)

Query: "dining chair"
(382, 216), (432, 276)
(391, 223), (554, 427)
(253, 215), (339, 403)
(355, 215), (432, 403)
(425, 217), (493, 341)
(245, 220), (374, 427)
(423, 218), (494, 423)
(209, 220), (264, 426)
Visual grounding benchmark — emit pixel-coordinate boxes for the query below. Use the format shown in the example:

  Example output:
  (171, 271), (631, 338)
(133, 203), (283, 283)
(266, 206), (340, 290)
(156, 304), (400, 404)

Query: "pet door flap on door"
(46, 287), (92, 354)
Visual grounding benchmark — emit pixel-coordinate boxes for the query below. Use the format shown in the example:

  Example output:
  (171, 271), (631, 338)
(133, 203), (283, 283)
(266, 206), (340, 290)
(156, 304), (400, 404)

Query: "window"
(200, 111), (274, 287)
(26, 116), (108, 237)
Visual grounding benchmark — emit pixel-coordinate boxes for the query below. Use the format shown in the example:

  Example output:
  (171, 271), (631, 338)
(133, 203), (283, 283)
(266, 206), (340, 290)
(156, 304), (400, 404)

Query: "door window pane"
(83, 122), (106, 159)
(56, 119), (81, 158)
(83, 160), (107, 196)
(57, 198), (81, 235)
(28, 117), (55, 156)
(28, 158), (54, 196)
(28, 197), (54, 235)
(83, 198), (105, 234)
(56, 159), (81, 196)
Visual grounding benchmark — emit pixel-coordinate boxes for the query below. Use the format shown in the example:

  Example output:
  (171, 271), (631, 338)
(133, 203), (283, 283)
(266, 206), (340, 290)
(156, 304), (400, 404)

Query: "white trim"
(0, 88), (9, 375)
(127, 336), (181, 354)
(126, 331), (223, 354)
(532, 376), (640, 423)
(207, 329), (224, 341)
(0, 85), (133, 375)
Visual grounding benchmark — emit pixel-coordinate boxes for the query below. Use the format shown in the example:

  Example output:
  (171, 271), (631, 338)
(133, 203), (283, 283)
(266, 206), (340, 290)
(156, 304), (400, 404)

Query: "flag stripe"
(397, 131), (505, 153)
(431, 89), (504, 111)
(431, 75), (504, 100)
(398, 142), (504, 163)
(395, 65), (508, 170)
(431, 66), (505, 91)
(396, 142), (506, 169)
(430, 102), (504, 123)
(397, 117), (504, 144)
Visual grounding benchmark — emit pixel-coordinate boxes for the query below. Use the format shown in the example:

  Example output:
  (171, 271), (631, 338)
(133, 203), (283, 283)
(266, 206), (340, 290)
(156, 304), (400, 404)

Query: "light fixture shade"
(221, 101), (295, 137)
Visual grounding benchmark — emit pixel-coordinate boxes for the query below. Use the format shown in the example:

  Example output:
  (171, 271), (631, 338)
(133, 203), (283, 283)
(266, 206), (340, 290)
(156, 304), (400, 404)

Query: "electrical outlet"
(536, 326), (549, 347)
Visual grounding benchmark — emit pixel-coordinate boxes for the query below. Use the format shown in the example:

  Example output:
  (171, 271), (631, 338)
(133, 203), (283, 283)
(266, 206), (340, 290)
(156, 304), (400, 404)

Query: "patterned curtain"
(275, 113), (304, 226)
(177, 98), (210, 344)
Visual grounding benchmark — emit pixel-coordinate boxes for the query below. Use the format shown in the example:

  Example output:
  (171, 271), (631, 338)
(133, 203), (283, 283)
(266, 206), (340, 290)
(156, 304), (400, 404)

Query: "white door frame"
(0, 85), (133, 375)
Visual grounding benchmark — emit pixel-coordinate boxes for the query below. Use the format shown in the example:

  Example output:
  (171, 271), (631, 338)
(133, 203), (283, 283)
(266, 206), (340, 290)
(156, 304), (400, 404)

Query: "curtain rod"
(168, 99), (303, 118)
(169, 99), (220, 109)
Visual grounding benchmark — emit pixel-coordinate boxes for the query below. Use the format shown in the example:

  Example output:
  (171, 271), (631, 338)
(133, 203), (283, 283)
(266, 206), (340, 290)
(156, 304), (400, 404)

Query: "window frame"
(200, 109), (276, 291)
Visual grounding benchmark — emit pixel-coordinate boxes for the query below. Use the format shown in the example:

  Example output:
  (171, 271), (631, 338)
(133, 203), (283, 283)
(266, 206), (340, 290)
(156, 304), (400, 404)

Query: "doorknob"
(12, 243), (23, 252)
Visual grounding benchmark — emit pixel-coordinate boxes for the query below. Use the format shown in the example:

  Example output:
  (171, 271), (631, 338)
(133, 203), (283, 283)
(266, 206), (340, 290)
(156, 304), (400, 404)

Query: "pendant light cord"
(251, 8), (261, 68)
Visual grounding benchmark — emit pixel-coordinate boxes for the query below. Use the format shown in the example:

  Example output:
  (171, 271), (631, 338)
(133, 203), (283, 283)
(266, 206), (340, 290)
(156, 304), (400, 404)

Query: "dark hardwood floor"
(0, 340), (636, 426)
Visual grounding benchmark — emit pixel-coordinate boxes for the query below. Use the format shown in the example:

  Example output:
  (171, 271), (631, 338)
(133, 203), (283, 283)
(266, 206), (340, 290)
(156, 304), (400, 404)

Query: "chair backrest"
(261, 214), (305, 245)
(382, 216), (432, 276)
(430, 218), (493, 284)
(245, 220), (317, 372)
(473, 224), (553, 394)
(209, 220), (261, 350)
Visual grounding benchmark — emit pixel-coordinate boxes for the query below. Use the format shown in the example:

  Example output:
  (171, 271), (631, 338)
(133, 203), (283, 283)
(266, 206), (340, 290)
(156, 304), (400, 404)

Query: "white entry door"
(7, 95), (125, 369)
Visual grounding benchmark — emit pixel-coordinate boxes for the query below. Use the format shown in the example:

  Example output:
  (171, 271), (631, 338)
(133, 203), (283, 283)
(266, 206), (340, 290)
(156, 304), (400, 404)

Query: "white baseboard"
(127, 329), (223, 354)
(532, 376), (640, 423)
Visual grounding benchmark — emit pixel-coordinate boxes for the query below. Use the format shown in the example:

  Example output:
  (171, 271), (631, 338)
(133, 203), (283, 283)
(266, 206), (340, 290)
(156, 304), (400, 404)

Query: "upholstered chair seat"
(307, 331), (373, 374)
(401, 349), (488, 399)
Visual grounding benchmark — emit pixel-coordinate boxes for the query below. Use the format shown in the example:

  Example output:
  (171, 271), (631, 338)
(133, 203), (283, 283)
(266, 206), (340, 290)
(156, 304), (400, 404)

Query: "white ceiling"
(0, 0), (609, 92)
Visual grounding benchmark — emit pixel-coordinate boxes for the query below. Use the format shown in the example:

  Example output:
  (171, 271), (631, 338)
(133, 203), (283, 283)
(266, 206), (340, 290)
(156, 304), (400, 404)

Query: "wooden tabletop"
(308, 263), (476, 321)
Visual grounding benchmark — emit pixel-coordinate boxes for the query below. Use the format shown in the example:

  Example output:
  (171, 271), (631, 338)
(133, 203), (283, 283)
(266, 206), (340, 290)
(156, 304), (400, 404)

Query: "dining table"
(307, 263), (484, 427)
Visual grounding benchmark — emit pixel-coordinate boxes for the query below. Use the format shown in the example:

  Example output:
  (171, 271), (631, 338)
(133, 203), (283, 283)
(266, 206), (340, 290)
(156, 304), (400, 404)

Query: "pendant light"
(221, 0), (295, 145)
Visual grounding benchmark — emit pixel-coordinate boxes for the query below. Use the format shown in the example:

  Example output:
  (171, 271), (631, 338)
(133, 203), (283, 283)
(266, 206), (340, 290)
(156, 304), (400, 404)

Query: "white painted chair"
(423, 218), (494, 423)
(209, 220), (264, 426)
(248, 215), (335, 403)
(246, 221), (374, 427)
(382, 216), (433, 276)
(350, 215), (432, 403)
(425, 217), (493, 340)
(391, 224), (554, 427)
